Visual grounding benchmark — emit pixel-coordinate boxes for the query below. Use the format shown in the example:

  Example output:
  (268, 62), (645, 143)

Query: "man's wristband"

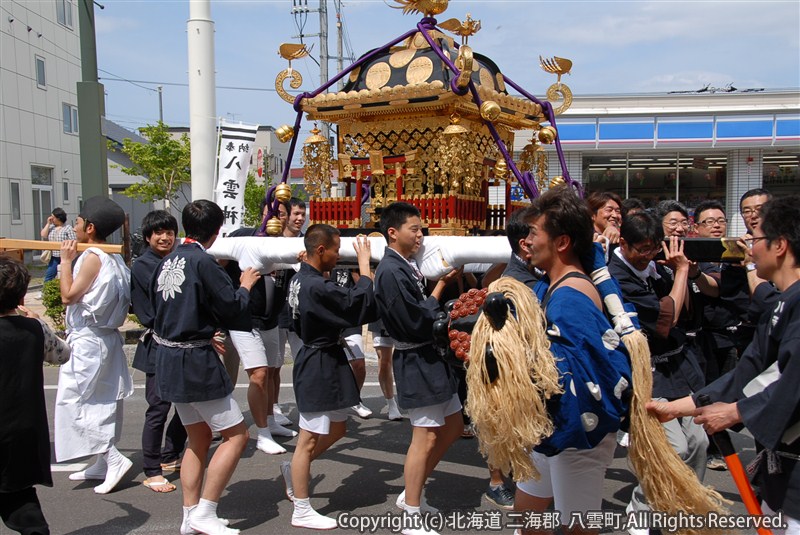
(689, 271), (702, 280)
(746, 262), (757, 272)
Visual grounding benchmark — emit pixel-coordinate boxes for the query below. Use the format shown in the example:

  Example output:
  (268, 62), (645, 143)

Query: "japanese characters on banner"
(214, 121), (259, 235)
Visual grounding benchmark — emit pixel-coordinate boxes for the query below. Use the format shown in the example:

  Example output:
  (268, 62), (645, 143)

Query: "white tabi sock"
(387, 397), (403, 420)
(93, 446), (132, 494)
(256, 427), (287, 454)
(268, 415), (298, 437)
(181, 505), (230, 535)
(69, 454), (107, 481)
(291, 498), (338, 530)
(188, 499), (239, 535)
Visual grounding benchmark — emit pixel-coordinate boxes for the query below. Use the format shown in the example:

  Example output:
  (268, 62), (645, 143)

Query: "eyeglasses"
(698, 217), (728, 227)
(665, 219), (690, 230)
(741, 205), (763, 217)
(743, 236), (769, 248)
(631, 243), (660, 256)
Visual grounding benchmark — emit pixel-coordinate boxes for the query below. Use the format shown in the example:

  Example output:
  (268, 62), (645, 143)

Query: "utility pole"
(157, 85), (163, 122)
(291, 0), (331, 142)
(77, 0), (109, 199)
(187, 0), (217, 202)
(336, 3), (343, 91)
(318, 0), (329, 142)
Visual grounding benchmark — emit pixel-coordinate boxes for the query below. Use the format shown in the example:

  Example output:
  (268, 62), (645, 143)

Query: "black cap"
(79, 196), (126, 239)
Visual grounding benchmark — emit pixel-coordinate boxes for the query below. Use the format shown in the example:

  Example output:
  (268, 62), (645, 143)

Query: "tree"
(243, 172), (267, 227)
(112, 121), (191, 209)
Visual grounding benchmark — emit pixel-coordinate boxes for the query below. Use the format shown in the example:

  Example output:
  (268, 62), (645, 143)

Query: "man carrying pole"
(648, 195), (800, 535)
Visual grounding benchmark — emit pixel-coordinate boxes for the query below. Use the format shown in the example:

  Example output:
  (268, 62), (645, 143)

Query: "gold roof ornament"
(279, 43), (311, 61)
(275, 43), (312, 104)
(439, 14), (481, 45)
(270, 2), (585, 232)
(443, 112), (468, 135)
(479, 100), (501, 122)
(266, 217), (284, 236)
(275, 124), (294, 143)
(391, 0), (449, 17)
(302, 126), (333, 199)
(539, 55), (574, 115)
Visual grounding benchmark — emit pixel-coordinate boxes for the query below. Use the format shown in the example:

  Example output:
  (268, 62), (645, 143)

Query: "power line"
(98, 69), (158, 92)
(99, 77), (299, 93)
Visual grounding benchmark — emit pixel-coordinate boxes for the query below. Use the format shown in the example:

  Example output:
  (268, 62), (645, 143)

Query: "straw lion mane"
(465, 276), (729, 535)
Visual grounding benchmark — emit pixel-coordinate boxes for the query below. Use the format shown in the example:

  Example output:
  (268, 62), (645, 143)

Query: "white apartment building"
(1, 0), (82, 240)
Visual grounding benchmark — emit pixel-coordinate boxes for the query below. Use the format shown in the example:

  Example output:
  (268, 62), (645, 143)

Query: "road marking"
(44, 381), (383, 390)
(51, 462), (88, 472)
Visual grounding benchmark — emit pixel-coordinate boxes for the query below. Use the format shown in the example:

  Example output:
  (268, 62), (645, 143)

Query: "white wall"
(1, 0), (82, 241)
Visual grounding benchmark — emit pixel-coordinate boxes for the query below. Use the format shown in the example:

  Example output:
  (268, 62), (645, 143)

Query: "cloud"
(95, 15), (139, 35)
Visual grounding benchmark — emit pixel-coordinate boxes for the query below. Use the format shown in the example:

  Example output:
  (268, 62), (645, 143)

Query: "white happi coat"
(55, 248), (133, 462)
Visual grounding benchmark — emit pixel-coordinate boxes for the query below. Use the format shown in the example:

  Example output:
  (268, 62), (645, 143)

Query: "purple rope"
(292, 26), (421, 110)
(417, 20), (539, 199)
(415, 19), (470, 96)
(262, 14), (583, 231)
(502, 75), (583, 197)
(261, 25), (424, 230)
(259, 109), (305, 234)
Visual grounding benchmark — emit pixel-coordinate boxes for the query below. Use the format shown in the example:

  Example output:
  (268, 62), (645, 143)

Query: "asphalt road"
(10, 351), (759, 535)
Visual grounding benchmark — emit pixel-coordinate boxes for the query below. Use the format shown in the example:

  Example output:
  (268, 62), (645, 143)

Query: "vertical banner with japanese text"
(214, 121), (259, 235)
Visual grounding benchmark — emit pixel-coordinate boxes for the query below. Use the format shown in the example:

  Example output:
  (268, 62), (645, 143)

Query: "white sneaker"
(291, 505), (338, 530)
(387, 398), (404, 421)
(69, 454), (107, 481)
(280, 461), (294, 501)
(626, 502), (649, 535)
(94, 447), (132, 494)
(396, 489), (439, 515)
(352, 403), (372, 419)
(256, 432), (287, 455)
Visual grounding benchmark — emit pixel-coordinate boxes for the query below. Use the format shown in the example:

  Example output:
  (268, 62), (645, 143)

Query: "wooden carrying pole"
(0, 238), (123, 255)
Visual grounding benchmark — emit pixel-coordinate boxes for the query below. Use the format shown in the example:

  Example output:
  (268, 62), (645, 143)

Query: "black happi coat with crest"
(288, 262), (377, 412)
(374, 247), (458, 410)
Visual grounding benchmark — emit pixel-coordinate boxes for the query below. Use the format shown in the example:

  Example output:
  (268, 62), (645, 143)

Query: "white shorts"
(408, 393), (462, 428)
(258, 326), (285, 368)
(228, 329), (267, 370)
(368, 321), (394, 348)
(174, 394), (244, 433)
(299, 409), (350, 435)
(343, 333), (365, 361)
(516, 433), (616, 522)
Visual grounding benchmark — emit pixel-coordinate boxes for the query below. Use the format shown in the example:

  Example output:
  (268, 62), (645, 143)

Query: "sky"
(94, 0), (800, 136)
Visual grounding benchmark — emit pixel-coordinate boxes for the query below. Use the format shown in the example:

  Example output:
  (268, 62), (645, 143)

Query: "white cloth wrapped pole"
(206, 235), (512, 279)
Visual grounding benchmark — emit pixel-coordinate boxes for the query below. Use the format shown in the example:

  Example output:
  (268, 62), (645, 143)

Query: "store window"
(763, 151), (799, 198)
(582, 152), (727, 212)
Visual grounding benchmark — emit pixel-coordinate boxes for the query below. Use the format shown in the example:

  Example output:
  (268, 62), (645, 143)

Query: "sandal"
(143, 477), (177, 493)
(160, 459), (182, 472)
